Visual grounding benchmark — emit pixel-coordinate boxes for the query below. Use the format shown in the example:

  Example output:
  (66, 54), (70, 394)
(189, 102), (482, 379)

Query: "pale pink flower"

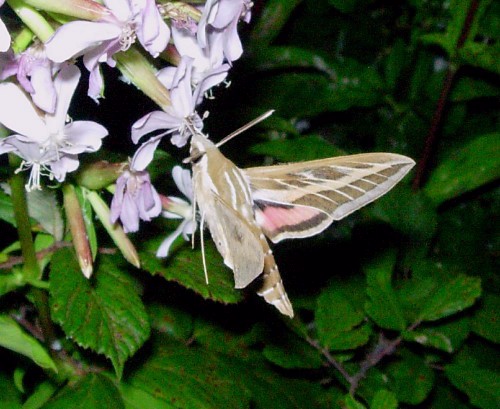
(0, 65), (107, 190)
(0, 43), (61, 113)
(45, 0), (169, 100)
(156, 166), (196, 258)
(198, 0), (252, 62)
(110, 148), (161, 233)
(131, 57), (204, 150)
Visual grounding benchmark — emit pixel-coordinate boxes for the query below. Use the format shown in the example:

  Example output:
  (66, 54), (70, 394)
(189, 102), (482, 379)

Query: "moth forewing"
(245, 153), (415, 243)
(190, 132), (294, 316)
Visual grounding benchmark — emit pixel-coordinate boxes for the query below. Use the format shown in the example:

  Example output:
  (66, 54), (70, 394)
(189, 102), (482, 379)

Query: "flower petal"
(131, 135), (162, 171)
(45, 65), (80, 132)
(131, 111), (180, 144)
(0, 82), (48, 141)
(61, 121), (108, 153)
(45, 21), (121, 63)
(0, 18), (10, 52)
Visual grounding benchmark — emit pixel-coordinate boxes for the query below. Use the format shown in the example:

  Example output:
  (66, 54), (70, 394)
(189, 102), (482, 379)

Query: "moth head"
(184, 131), (213, 164)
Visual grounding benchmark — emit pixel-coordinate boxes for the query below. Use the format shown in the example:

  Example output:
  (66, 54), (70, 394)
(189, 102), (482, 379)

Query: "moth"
(187, 114), (415, 318)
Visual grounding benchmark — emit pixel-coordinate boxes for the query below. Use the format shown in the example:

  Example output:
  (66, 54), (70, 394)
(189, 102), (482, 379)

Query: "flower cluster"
(0, 0), (252, 266)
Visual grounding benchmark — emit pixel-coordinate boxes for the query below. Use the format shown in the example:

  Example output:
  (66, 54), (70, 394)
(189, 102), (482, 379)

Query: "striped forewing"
(245, 153), (415, 243)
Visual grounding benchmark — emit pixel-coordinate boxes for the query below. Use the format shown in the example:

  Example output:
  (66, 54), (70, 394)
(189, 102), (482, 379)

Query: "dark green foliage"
(0, 0), (498, 408)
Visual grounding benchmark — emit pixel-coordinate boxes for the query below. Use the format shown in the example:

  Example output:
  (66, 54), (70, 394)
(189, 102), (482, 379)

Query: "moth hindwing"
(190, 132), (415, 318)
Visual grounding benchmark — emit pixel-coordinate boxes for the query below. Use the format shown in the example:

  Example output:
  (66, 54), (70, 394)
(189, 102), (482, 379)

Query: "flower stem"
(7, 0), (55, 42)
(8, 154), (39, 281)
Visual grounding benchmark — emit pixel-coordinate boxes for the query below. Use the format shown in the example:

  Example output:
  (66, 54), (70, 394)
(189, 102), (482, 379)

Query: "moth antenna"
(199, 211), (209, 285)
(215, 110), (275, 148)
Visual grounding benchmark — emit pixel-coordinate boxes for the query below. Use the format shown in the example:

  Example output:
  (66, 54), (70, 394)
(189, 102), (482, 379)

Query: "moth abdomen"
(256, 240), (294, 318)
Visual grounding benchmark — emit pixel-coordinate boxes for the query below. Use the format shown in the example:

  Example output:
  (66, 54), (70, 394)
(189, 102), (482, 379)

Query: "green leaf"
(139, 235), (242, 305)
(0, 271), (25, 297)
(369, 185), (437, 241)
(370, 389), (398, 409)
(147, 302), (193, 342)
(23, 381), (57, 409)
(50, 249), (150, 378)
(451, 76), (500, 101)
(364, 250), (407, 331)
(316, 283), (366, 349)
(0, 315), (57, 372)
(471, 292), (500, 343)
(418, 274), (481, 322)
(445, 364), (500, 409)
(419, 0), (474, 56)
(387, 350), (435, 404)
(403, 317), (470, 353)
(249, 135), (345, 162)
(121, 336), (251, 409)
(192, 318), (259, 360)
(249, 0), (303, 47)
(403, 329), (453, 353)
(0, 188), (16, 226)
(247, 57), (383, 116)
(424, 133), (500, 205)
(344, 394), (366, 409)
(43, 374), (124, 409)
(26, 189), (64, 241)
(0, 370), (22, 409)
(460, 41), (500, 75)
(327, 0), (360, 14)
(263, 333), (323, 369)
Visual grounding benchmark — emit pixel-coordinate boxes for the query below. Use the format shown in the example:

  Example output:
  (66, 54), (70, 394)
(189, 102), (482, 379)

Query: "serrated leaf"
(42, 374), (124, 409)
(364, 251), (407, 331)
(263, 333), (323, 369)
(424, 133), (500, 205)
(27, 189), (64, 241)
(49, 249), (150, 378)
(403, 329), (453, 353)
(147, 302), (193, 341)
(0, 315), (57, 372)
(418, 274), (481, 322)
(326, 324), (372, 351)
(471, 292), (500, 343)
(445, 364), (500, 409)
(122, 336), (251, 409)
(192, 318), (259, 360)
(249, 135), (345, 162)
(403, 317), (470, 353)
(140, 236), (242, 305)
(387, 350), (435, 404)
(133, 334), (329, 409)
(316, 283), (365, 348)
(370, 389), (398, 409)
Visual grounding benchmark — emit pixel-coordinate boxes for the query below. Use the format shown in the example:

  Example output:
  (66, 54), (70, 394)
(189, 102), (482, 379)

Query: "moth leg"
(199, 211), (209, 285)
